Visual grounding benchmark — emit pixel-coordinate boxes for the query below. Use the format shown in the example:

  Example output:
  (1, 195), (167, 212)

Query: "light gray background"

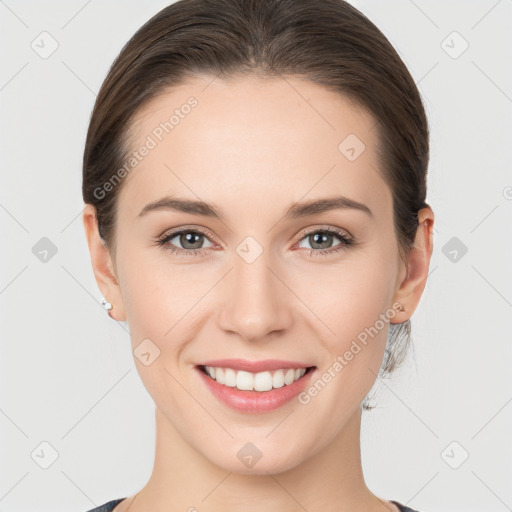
(1, 1), (511, 511)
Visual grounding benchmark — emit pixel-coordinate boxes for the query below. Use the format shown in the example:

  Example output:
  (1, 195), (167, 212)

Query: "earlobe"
(390, 207), (435, 324)
(82, 204), (127, 322)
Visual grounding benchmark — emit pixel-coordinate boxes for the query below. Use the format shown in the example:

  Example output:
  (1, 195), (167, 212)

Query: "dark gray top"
(85, 497), (422, 511)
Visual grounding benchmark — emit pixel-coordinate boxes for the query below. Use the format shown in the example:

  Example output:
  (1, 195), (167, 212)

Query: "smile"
(200, 365), (313, 392)
(195, 363), (317, 414)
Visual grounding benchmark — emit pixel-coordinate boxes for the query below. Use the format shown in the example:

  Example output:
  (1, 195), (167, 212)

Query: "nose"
(217, 251), (293, 343)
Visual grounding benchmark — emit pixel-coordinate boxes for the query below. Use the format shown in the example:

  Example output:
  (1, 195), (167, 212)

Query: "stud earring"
(100, 297), (113, 316)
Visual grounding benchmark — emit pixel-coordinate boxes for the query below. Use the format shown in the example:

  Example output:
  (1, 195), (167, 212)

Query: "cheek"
(298, 246), (398, 389)
(118, 245), (208, 336)
(117, 251), (216, 400)
(117, 253), (206, 420)
(307, 253), (396, 340)
(293, 261), (396, 422)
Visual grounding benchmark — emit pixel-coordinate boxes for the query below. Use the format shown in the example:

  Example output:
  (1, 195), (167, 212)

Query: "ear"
(82, 204), (127, 322)
(390, 206), (435, 324)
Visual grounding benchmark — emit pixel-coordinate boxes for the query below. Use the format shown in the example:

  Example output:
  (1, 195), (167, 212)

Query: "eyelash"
(155, 225), (356, 258)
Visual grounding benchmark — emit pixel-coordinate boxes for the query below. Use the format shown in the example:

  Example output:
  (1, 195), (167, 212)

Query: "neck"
(126, 406), (395, 512)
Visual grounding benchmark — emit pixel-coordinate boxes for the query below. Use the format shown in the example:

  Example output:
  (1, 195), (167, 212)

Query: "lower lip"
(195, 366), (316, 414)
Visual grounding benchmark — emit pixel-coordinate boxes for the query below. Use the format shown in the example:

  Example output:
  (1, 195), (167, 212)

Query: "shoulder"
(391, 501), (423, 512)
(83, 498), (126, 512)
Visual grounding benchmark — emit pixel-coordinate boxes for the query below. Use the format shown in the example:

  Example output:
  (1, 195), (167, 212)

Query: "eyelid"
(156, 225), (218, 246)
(158, 224), (214, 237)
(294, 224), (352, 243)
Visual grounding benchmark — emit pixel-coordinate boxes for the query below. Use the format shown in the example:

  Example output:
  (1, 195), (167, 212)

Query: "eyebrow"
(137, 195), (373, 221)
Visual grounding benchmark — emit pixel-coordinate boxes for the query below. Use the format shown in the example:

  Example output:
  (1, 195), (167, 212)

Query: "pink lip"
(195, 365), (317, 414)
(196, 358), (313, 373)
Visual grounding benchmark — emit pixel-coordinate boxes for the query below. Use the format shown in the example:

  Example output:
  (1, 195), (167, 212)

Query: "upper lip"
(196, 358), (315, 373)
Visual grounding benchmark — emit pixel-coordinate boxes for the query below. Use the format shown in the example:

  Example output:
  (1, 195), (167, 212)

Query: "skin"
(83, 75), (434, 512)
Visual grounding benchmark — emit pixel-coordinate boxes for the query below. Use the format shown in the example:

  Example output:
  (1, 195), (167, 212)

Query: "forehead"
(118, 74), (391, 223)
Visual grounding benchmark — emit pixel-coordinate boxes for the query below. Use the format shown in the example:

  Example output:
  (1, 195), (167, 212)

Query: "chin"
(206, 441), (307, 476)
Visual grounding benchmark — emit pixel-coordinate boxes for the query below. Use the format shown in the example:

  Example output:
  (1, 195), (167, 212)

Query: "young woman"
(82, 0), (434, 510)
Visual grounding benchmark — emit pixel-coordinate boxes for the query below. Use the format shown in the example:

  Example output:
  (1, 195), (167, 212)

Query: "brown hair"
(82, 0), (430, 408)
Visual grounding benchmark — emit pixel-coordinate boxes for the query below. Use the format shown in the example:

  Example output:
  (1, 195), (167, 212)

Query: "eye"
(156, 227), (215, 256)
(296, 227), (356, 257)
(155, 226), (356, 257)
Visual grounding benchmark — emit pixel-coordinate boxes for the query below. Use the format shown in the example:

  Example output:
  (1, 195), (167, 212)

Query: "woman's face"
(96, 75), (414, 474)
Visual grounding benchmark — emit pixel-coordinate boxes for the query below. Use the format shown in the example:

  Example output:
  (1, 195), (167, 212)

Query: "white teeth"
(215, 368), (225, 385)
(224, 368), (237, 387)
(285, 369), (295, 385)
(203, 366), (308, 391)
(237, 370), (256, 390)
(273, 369), (285, 389)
